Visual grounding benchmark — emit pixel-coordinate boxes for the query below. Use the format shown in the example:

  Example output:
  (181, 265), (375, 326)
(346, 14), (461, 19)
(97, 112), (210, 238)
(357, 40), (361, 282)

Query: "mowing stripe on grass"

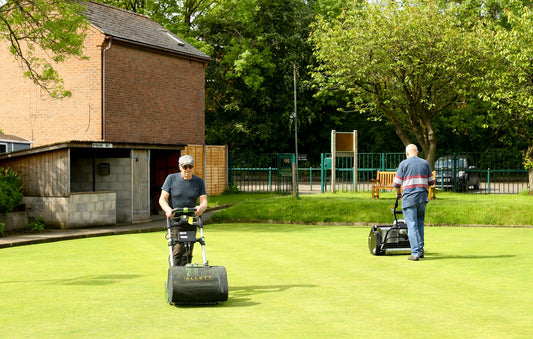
(0, 224), (531, 338)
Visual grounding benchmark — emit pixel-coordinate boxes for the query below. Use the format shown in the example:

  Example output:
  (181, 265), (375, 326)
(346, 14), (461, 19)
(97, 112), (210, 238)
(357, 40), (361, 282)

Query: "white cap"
(179, 155), (194, 166)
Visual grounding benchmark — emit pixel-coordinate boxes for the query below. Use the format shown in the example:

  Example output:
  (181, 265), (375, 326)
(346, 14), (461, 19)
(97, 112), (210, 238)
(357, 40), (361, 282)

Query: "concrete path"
(0, 209), (220, 249)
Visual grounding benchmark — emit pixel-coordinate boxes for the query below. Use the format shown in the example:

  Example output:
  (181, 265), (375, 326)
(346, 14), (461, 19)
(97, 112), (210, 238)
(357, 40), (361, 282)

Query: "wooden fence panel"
(184, 145), (227, 196)
(1, 149), (69, 197)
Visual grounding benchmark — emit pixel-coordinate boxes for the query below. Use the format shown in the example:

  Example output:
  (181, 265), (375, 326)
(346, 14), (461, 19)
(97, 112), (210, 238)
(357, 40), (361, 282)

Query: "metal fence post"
(453, 152), (457, 192)
(321, 153), (325, 193)
(268, 167), (272, 191)
(487, 168), (491, 194)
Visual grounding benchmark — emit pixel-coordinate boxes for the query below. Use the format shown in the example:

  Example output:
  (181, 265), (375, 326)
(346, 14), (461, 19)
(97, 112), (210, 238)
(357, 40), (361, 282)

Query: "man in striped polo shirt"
(393, 144), (435, 261)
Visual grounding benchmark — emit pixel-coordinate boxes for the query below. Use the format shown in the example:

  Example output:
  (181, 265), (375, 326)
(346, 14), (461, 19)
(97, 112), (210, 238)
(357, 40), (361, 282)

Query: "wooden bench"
(371, 171), (396, 199)
(371, 170), (436, 200)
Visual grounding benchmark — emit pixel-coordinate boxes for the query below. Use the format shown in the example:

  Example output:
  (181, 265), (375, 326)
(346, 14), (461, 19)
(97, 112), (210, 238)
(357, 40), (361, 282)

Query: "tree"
(0, 0), (88, 98)
(94, 0), (398, 160)
(477, 3), (533, 193)
(197, 0), (318, 154)
(309, 0), (488, 166)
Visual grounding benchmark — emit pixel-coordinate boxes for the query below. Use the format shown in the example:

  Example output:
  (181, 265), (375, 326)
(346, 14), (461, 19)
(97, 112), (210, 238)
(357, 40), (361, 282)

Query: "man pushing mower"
(159, 154), (207, 266)
(159, 154), (227, 305)
(392, 144), (434, 261)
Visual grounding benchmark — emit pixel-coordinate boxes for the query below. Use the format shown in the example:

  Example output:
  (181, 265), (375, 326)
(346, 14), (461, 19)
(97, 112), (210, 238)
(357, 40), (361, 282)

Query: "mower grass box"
(165, 208), (229, 305)
(368, 197), (411, 256)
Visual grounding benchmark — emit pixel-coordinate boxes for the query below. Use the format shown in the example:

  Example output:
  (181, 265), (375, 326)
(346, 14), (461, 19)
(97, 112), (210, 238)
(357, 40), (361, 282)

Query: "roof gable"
(0, 134), (32, 144)
(82, 1), (210, 61)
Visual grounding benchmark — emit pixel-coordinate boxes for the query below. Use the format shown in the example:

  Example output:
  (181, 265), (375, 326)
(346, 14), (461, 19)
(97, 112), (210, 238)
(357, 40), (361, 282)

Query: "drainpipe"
(101, 37), (112, 140)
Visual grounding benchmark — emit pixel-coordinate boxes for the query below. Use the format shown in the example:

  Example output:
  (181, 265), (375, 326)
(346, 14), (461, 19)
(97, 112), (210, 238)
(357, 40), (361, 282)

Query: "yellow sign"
(336, 133), (354, 152)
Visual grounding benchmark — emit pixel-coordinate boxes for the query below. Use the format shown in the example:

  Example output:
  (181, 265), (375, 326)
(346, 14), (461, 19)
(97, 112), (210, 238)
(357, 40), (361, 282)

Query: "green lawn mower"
(165, 208), (228, 305)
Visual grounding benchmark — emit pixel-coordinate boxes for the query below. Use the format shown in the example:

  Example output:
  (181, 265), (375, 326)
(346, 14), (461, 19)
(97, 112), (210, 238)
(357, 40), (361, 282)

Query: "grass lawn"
(210, 191), (533, 226)
(1, 223), (532, 338)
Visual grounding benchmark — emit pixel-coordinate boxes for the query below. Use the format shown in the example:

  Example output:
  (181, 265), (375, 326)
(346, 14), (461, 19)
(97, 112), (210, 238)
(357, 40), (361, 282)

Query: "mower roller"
(165, 208), (228, 305)
(368, 197), (411, 256)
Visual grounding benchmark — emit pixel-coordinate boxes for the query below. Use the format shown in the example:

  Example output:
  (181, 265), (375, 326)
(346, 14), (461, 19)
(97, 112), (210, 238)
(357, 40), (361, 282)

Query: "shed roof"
(0, 140), (184, 160)
(0, 134), (32, 144)
(82, 1), (210, 62)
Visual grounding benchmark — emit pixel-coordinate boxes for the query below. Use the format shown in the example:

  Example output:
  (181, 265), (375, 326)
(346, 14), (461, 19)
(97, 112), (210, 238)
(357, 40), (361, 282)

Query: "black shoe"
(419, 252), (424, 258)
(408, 255), (419, 261)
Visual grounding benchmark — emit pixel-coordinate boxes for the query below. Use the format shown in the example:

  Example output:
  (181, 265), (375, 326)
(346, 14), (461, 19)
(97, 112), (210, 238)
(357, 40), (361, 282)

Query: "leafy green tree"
(97, 0), (399, 160)
(197, 0), (318, 154)
(476, 3), (533, 193)
(0, 0), (88, 98)
(309, 0), (489, 166)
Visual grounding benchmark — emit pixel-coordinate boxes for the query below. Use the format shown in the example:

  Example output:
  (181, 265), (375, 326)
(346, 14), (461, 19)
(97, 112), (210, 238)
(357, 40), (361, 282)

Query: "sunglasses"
(181, 165), (194, 170)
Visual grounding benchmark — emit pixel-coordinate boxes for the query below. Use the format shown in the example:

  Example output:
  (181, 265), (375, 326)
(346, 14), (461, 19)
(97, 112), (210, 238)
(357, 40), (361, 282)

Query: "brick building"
(1, 1), (209, 147)
(0, 2), (227, 228)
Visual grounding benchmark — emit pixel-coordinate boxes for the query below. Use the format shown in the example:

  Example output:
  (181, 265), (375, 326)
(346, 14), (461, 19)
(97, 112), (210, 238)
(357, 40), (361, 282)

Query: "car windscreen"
(435, 158), (467, 169)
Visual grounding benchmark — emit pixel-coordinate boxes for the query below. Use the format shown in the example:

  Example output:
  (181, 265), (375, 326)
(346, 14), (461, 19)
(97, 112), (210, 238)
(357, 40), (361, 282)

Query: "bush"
(0, 167), (24, 214)
(26, 216), (45, 231)
(0, 222), (4, 237)
(222, 182), (240, 194)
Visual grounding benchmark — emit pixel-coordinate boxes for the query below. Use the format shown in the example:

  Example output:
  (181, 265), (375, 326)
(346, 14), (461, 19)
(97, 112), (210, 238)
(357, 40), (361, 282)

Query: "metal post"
(321, 153), (325, 193)
(487, 168), (491, 193)
(453, 152), (457, 192)
(292, 162), (297, 198)
(269, 167), (272, 191)
(353, 130), (358, 192)
(309, 168), (313, 191)
(293, 63), (299, 198)
(331, 130), (336, 193)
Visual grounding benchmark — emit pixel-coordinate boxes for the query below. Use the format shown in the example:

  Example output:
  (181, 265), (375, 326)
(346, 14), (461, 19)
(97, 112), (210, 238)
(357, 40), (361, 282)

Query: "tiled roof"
(82, 1), (210, 61)
(0, 134), (32, 143)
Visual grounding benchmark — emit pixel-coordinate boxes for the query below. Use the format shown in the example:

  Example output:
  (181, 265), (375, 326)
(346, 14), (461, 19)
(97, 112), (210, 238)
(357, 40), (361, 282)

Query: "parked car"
(434, 155), (481, 192)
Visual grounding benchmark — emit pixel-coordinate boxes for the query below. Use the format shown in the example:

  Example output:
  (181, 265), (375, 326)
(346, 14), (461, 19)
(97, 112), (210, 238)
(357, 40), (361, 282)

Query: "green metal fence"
(228, 153), (294, 194)
(229, 152), (529, 194)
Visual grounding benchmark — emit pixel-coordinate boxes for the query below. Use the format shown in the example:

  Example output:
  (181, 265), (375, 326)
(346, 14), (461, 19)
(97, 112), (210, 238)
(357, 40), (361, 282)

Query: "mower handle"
(392, 196), (403, 215)
(166, 207), (203, 229)
(170, 207), (197, 215)
(168, 207), (203, 219)
(166, 208), (207, 267)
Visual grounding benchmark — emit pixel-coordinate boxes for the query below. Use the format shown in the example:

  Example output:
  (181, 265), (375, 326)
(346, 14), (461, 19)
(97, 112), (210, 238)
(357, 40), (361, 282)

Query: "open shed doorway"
(150, 150), (180, 215)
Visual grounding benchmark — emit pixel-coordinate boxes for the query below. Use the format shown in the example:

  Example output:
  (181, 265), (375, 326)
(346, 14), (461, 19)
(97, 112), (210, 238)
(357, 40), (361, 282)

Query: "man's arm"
(395, 187), (402, 199)
(393, 166), (403, 199)
(196, 194), (208, 216)
(159, 190), (173, 218)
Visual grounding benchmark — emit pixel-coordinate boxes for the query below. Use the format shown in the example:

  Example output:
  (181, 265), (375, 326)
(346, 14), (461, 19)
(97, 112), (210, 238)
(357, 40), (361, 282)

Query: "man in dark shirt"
(159, 155), (207, 265)
(393, 144), (434, 261)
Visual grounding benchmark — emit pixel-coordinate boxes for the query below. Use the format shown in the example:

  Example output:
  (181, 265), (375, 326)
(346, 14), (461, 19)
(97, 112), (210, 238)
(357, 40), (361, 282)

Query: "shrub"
(0, 222), (4, 237)
(0, 167), (24, 214)
(26, 216), (45, 231)
(222, 182), (240, 194)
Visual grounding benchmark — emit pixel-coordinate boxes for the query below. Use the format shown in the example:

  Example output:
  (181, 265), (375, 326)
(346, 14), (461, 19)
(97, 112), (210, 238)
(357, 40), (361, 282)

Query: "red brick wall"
(0, 26), (104, 147)
(1, 26), (207, 147)
(103, 41), (206, 145)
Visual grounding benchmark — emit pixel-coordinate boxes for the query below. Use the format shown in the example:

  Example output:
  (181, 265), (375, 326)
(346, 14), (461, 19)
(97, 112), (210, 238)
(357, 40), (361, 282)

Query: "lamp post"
(293, 63), (299, 198)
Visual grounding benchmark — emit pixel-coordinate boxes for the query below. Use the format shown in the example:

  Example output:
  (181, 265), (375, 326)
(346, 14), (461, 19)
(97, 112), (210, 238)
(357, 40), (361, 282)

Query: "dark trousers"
(171, 227), (195, 266)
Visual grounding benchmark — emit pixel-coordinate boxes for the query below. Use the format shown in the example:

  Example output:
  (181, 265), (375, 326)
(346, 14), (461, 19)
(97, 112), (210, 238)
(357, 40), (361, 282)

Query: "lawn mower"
(165, 207), (228, 305)
(368, 196), (411, 256)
